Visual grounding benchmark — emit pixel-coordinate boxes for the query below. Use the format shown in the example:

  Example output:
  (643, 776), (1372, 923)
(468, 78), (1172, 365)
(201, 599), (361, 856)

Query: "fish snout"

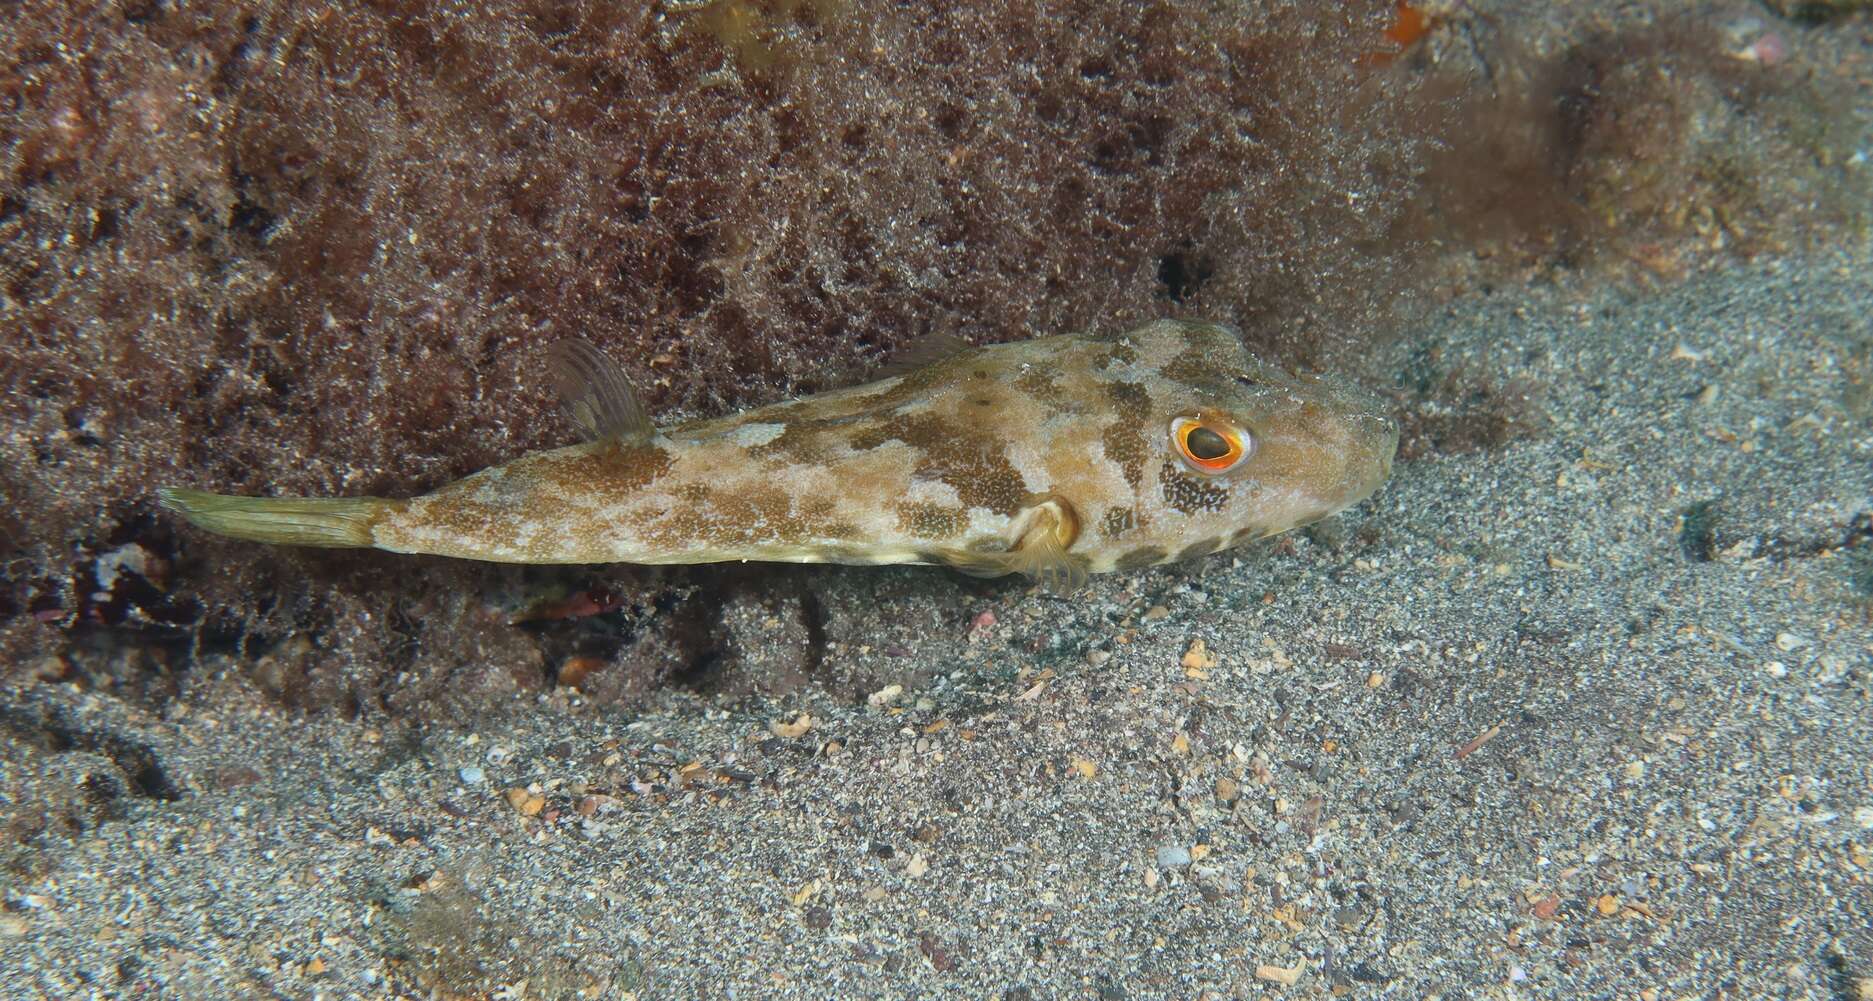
(1348, 409), (1400, 499)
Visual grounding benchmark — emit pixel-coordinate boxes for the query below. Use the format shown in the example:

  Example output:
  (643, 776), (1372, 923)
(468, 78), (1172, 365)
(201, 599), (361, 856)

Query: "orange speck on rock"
(1361, 2), (1432, 67)
(557, 655), (605, 690)
(1383, 2), (1429, 48)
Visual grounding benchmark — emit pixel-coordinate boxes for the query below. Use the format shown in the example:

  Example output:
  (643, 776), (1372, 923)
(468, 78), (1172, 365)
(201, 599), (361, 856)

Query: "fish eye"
(1169, 414), (1252, 475)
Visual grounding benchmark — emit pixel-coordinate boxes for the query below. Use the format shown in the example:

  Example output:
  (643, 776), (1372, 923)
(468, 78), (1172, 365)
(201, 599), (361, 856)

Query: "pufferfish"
(161, 320), (1398, 588)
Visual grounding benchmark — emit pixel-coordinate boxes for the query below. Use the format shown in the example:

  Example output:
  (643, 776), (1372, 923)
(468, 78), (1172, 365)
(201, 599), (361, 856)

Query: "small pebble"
(769, 714), (813, 739)
(1763, 661), (1789, 679)
(458, 766), (485, 785)
(1254, 963), (1301, 986)
(505, 787), (545, 816)
(1155, 844), (1191, 869)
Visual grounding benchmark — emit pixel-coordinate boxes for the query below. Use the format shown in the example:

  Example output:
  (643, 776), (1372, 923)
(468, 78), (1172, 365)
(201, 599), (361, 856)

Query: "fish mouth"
(1341, 408), (1400, 503)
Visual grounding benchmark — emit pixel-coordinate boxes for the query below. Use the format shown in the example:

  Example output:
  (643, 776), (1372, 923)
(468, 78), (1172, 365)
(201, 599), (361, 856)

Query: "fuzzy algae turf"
(6, 0), (1866, 703)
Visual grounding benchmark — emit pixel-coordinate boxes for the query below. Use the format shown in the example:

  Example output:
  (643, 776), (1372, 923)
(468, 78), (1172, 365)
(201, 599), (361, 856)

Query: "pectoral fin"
(938, 497), (1087, 592)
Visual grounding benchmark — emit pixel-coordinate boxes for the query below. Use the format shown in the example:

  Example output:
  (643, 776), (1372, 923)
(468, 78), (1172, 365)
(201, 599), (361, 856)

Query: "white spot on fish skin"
(903, 479), (963, 508)
(1004, 440), (1050, 495)
(967, 507), (1014, 541)
(729, 423), (787, 447)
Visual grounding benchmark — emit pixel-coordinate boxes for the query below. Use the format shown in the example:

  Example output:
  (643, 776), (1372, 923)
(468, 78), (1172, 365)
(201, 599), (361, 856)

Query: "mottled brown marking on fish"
(1175, 536), (1224, 563)
(1116, 545), (1168, 570)
(1097, 341), (1137, 368)
(897, 502), (969, 538)
(1160, 323), (1236, 388)
(1013, 365), (1064, 405)
(546, 442), (675, 495)
(656, 483), (860, 546)
(850, 413), (1028, 516)
(1101, 381), (1151, 491)
(411, 491), (530, 553)
(1102, 506), (1139, 538)
(748, 420), (838, 464)
(1159, 461), (1231, 515)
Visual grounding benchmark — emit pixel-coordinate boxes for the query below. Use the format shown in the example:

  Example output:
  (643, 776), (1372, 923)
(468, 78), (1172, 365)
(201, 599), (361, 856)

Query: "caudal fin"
(158, 488), (387, 549)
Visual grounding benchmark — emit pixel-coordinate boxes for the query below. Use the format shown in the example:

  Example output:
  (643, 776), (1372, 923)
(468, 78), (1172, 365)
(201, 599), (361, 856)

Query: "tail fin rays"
(158, 488), (387, 549)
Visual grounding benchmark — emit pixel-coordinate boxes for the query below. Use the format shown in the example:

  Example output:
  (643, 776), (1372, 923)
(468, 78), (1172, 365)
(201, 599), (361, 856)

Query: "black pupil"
(1186, 426), (1232, 461)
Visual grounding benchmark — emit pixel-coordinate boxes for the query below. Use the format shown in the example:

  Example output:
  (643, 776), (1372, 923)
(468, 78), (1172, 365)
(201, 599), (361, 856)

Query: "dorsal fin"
(877, 330), (973, 379)
(546, 339), (652, 442)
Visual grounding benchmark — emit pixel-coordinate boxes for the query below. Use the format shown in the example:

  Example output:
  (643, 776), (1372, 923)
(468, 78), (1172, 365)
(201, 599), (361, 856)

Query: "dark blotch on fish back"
(1159, 322), (1241, 390)
(661, 484), (859, 545)
(747, 417), (852, 465)
(850, 414), (1027, 516)
(554, 442), (675, 495)
(1097, 341), (1138, 368)
(1101, 381), (1152, 492)
(1013, 365), (1065, 407)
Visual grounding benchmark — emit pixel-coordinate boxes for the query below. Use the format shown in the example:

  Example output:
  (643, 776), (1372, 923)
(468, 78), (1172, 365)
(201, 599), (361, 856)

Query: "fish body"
(163, 320), (1397, 585)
